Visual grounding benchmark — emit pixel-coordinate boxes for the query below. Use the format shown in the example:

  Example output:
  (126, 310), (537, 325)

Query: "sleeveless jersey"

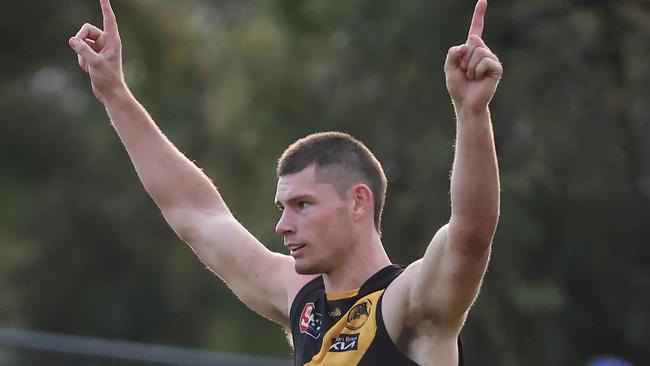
(289, 265), (464, 365)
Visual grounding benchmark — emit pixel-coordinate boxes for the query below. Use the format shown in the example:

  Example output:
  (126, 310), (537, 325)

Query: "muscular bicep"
(409, 223), (491, 329)
(165, 209), (312, 326)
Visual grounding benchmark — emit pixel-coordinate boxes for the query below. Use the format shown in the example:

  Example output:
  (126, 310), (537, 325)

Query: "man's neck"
(322, 235), (392, 294)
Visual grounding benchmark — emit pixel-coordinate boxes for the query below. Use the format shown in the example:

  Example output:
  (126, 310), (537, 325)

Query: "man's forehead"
(277, 165), (316, 187)
(275, 166), (317, 201)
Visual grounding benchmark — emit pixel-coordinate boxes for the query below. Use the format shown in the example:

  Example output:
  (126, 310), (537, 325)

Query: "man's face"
(275, 165), (354, 275)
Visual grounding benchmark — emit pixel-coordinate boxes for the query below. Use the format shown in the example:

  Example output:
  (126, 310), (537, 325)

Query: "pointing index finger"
(100, 0), (118, 34)
(467, 0), (487, 39)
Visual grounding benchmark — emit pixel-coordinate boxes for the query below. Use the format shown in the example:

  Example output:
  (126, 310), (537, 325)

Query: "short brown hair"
(277, 132), (387, 232)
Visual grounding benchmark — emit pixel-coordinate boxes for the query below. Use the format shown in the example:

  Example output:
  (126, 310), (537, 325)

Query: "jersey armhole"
(375, 293), (420, 366)
(376, 294), (464, 366)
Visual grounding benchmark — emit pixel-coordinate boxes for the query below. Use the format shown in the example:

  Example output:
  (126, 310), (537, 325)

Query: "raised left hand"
(445, 0), (502, 113)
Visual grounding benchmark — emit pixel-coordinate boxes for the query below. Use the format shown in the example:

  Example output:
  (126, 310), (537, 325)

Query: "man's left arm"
(404, 0), (502, 333)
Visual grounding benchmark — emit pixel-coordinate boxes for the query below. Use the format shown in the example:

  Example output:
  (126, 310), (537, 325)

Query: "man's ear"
(350, 184), (374, 222)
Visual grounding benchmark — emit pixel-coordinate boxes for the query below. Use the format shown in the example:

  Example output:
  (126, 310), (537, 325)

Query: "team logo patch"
(299, 302), (322, 339)
(329, 333), (360, 352)
(345, 299), (372, 330)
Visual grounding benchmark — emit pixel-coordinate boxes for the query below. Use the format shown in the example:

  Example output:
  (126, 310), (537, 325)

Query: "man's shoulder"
(379, 260), (420, 333)
(381, 259), (464, 339)
(384, 260), (421, 294)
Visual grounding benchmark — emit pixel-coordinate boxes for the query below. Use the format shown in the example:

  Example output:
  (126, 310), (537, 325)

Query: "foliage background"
(1, 0), (648, 365)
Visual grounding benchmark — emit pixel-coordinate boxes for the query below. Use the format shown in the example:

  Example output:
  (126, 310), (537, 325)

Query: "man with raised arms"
(69, 0), (502, 364)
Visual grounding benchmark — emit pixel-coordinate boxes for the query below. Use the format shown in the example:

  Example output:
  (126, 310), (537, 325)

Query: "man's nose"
(275, 211), (294, 235)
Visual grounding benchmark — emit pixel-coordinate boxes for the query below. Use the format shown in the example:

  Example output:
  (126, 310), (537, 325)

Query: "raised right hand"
(69, 0), (125, 103)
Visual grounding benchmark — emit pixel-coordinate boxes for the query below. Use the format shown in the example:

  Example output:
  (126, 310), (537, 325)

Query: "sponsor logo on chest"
(329, 333), (360, 352)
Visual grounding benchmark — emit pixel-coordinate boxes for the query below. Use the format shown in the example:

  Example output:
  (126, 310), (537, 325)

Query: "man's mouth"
(287, 244), (306, 254)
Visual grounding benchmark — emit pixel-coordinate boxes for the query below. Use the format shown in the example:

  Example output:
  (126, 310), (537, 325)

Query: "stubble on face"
(293, 205), (354, 276)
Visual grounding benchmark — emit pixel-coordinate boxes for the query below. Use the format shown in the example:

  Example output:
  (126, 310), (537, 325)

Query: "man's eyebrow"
(275, 194), (312, 207)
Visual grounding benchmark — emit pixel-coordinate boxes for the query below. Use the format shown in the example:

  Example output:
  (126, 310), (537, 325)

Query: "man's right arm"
(69, 0), (309, 326)
(105, 89), (305, 325)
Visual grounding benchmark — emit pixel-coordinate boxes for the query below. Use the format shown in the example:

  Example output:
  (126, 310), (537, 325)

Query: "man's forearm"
(102, 85), (229, 220)
(449, 107), (500, 245)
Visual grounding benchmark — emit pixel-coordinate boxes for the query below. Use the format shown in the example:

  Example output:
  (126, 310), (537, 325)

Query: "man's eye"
(297, 201), (308, 209)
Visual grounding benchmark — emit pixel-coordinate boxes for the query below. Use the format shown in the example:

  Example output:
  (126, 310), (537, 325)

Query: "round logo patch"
(346, 299), (372, 330)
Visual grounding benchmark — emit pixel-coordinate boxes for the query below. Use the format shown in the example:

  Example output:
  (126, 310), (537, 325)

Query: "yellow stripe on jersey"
(326, 288), (360, 301)
(305, 290), (384, 365)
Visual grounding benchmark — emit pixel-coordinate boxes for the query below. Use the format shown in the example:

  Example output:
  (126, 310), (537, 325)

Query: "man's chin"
(294, 262), (322, 275)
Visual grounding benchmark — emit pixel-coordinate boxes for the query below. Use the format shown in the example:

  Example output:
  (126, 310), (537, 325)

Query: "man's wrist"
(454, 104), (490, 122)
(101, 80), (133, 107)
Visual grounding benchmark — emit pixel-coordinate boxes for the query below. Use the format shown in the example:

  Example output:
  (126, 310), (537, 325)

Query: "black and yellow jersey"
(289, 265), (464, 365)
